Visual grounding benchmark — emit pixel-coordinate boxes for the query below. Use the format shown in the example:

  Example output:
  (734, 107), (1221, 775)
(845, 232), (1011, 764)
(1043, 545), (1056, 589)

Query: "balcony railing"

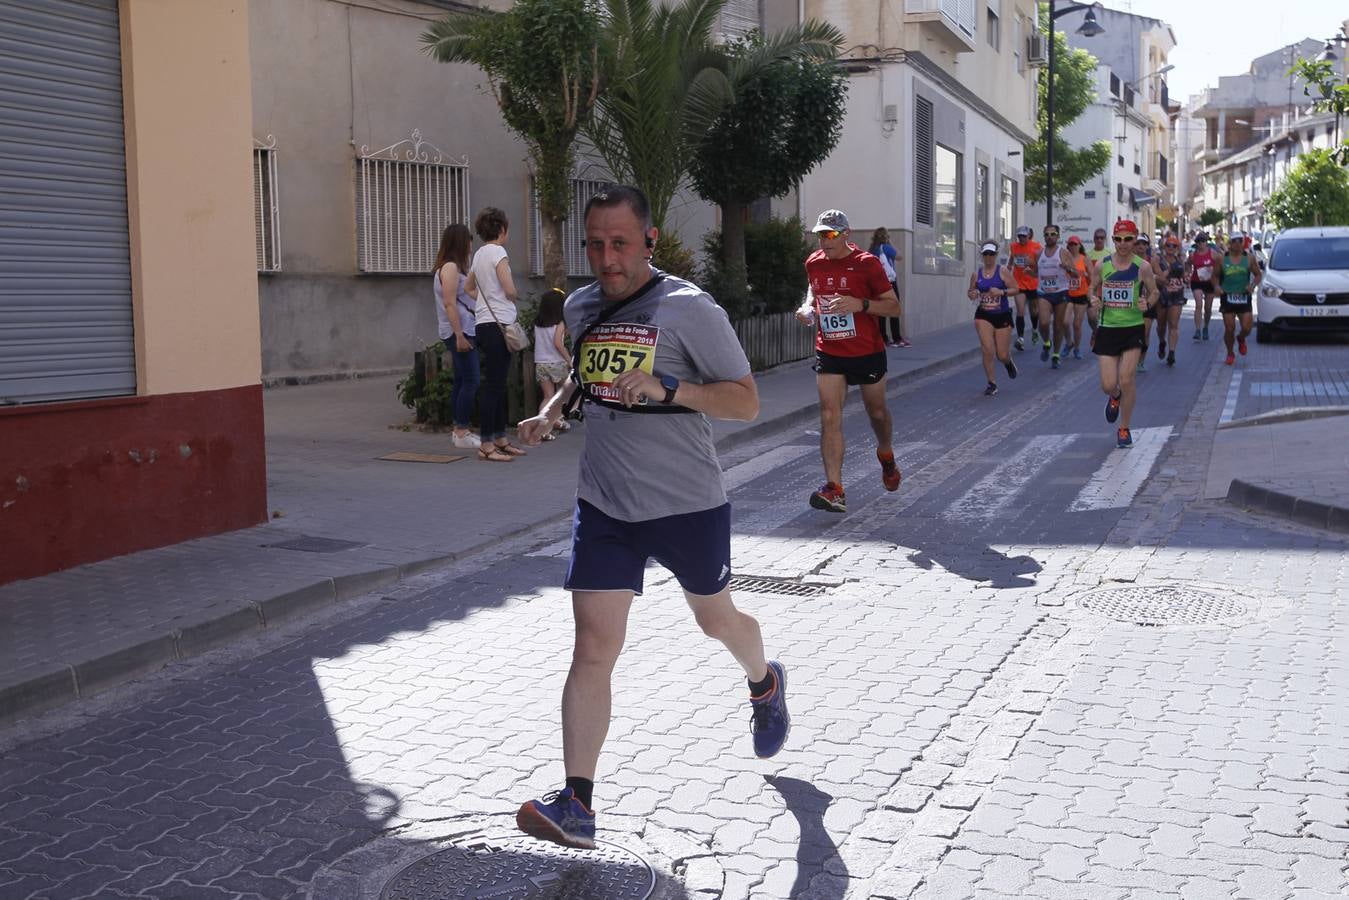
(904, 0), (977, 52)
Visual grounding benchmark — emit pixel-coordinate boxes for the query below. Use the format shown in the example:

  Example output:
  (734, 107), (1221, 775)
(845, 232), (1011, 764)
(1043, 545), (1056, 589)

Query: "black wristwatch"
(659, 374), (679, 405)
(862, 297), (871, 313)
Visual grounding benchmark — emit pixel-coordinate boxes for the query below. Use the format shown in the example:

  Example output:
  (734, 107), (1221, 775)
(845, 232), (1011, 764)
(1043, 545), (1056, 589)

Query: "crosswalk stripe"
(1068, 425), (1173, 511)
(1219, 372), (1242, 424)
(722, 444), (817, 492)
(946, 434), (1078, 522)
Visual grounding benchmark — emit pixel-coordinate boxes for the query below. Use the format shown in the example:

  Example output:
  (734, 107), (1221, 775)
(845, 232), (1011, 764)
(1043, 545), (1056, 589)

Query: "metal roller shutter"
(0, 0), (135, 405)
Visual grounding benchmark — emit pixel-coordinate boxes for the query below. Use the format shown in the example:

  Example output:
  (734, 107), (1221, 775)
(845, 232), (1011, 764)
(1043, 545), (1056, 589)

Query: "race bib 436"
(578, 323), (658, 402)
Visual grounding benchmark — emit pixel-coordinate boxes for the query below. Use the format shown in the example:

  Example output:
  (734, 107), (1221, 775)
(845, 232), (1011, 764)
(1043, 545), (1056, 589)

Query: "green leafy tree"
(422, 1), (601, 289)
(1024, 8), (1110, 208)
(1197, 208), (1226, 229)
(1292, 57), (1349, 165)
(1265, 149), (1349, 228)
(688, 33), (846, 310)
(585, 0), (842, 237)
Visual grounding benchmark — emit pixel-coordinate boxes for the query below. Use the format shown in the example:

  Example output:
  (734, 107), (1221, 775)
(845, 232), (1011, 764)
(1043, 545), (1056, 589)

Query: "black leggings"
(883, 280), (903, 342)
(476, 323), (513, 442)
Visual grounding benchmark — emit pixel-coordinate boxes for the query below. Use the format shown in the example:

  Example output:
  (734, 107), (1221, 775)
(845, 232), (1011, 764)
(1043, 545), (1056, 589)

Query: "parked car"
(1255, 226), (1349, 343)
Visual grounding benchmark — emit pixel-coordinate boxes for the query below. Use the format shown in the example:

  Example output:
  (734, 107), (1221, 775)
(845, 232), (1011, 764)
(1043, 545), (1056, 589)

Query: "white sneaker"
(451, 432), (480, 449)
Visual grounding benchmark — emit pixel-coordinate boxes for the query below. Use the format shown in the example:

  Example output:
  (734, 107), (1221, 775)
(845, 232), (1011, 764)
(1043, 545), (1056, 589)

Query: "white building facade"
(795, 0), (1040, 335)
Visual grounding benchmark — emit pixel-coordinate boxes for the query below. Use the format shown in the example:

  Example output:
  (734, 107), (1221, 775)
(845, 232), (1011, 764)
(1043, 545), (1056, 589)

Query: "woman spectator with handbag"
(868, 227), (909, 347)
(466, 206), (527, 462)
(433, 223), (480, 450)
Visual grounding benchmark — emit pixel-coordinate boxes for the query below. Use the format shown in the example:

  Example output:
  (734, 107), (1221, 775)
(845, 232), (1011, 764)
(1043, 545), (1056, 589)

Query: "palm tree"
(422, 0), (601, 289)
(585, 0), (842, 243)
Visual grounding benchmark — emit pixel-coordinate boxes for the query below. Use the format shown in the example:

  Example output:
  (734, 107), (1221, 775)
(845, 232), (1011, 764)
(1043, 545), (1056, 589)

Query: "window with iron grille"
(998, 174), (1016, 240)
(253, 138), (281, 272)
(355, 130), (469, 273)
(976, 162), (990, 242)
(914, 96), (935, 226)
(530, 176), (613, 277)
(718, 0), (760, 41)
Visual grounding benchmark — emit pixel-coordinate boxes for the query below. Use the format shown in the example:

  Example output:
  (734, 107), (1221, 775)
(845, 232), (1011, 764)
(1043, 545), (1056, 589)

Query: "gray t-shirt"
(564, 271), (751, 522)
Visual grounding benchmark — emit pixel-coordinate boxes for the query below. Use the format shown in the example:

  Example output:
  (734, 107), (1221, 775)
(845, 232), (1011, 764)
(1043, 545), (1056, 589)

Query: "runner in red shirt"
(795, 209), (903, 514)
(1008, 225), (1042, 351)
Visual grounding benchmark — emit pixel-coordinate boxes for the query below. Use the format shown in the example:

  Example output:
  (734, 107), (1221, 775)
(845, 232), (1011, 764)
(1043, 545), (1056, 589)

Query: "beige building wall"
(121, 0), (261, 395)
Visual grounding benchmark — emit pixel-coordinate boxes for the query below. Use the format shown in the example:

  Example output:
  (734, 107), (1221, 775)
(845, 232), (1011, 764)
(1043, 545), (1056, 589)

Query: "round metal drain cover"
(379, 835), (655, 900)
(1077, 585), (1254, 626)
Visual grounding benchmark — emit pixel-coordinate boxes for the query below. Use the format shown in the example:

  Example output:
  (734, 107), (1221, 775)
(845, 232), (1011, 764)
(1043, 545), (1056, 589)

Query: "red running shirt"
(805, 245), (892, 357)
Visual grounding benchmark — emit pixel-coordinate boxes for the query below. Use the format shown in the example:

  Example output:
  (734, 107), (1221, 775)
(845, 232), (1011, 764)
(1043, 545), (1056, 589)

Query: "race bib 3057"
(578, 323), (658, 402)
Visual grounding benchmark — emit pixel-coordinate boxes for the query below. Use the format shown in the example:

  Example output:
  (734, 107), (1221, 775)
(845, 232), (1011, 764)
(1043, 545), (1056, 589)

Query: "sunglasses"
(1044, 231), (1060, 237)
(817, 230), (842, 240)
(1113, 235), (1136, 242)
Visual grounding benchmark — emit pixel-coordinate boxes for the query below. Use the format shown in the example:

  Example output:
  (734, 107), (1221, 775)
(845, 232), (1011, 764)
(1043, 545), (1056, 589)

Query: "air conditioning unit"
(1027, 33), (1048, 66)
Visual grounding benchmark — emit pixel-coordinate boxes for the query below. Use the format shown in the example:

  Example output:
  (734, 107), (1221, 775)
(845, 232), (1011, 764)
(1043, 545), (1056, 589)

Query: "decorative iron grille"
(355, 130), (469, 273)
(253, 136), (281, 272)
(529, 175), (612, 277)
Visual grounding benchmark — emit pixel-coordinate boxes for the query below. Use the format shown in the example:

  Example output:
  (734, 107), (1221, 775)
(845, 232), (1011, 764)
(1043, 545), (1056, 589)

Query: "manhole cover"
(1076, 585), (1254, 626)
(267, 536), (366, 553)
(728, 575), (829, 598)
(379, 835), (655, 899)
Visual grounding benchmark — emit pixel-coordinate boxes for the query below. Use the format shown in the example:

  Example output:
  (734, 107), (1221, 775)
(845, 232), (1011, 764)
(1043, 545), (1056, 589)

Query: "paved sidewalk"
(0, 325), (980, 726)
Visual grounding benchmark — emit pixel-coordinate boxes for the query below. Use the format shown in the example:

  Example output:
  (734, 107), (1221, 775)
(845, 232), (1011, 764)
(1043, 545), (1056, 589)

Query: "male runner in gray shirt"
(515, 185), (790, 849)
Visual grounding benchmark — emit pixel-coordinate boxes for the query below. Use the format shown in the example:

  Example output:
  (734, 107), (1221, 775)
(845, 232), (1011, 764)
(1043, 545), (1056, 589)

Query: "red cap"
(1067, 235), (1083, 247)
(1112, 219), (1138, 237)
(1164, 235), (1181, 246)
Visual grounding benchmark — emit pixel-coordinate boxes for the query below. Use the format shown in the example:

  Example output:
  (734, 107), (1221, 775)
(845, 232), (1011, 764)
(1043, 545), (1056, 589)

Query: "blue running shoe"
(1051, 354), (1060, 369)
(1105, 392), (1121, 424)
(517, 788), (596, 849)
(1040, 344), (1050, 362)
(751, 660), (790, 758)
(1116, 427), (1133, 449)
(1073, 348), (1083, 360)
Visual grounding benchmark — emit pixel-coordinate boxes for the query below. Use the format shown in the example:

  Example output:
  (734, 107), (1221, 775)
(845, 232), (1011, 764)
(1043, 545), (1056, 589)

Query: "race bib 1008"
(1102, 284), (1135, 308)
(819, 310), (856, 340)
(578, 322), (658, 402)
(1227, 292), (1250, 304)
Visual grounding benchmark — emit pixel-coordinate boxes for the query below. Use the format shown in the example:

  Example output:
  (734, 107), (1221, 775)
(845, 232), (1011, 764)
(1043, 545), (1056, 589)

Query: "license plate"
(1298, 307), (1341, 317)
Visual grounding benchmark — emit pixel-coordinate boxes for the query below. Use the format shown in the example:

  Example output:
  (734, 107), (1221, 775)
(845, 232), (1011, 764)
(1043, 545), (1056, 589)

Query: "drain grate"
(1076, 585), (1254, 626)
(728, 575), (829, 598)
(266, 536), (366, 553)
(378, 835), (654, 899)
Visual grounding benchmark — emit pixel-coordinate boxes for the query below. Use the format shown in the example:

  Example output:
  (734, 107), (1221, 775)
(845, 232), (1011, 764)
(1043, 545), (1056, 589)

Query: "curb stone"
(1226, 478), (1349, 535)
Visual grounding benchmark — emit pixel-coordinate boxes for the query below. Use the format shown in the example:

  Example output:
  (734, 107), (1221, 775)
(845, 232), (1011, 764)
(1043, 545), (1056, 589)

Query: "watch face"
(660, 375), (678, 391)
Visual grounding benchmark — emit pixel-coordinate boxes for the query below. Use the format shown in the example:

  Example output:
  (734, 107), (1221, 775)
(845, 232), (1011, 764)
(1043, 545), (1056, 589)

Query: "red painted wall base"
(0, 385), (268, 586)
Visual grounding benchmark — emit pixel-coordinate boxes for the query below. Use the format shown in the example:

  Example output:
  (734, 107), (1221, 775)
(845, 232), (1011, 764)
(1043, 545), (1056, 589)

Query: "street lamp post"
(1317, 32), (1349, 145)
(1045, 1), (1104, 229)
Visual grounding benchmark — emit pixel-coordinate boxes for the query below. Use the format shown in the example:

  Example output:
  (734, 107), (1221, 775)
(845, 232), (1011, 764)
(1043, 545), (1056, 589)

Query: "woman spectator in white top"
(433, 223), (480, 449)
(532, 288), (571, 440)
(467, 206), (527, 462)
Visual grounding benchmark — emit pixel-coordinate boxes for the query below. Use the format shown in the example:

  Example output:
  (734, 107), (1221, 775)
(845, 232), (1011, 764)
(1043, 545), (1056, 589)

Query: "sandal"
(477, 447), (514, 463)
(495, 443), (528, 457)
(541, 432), (557, 441)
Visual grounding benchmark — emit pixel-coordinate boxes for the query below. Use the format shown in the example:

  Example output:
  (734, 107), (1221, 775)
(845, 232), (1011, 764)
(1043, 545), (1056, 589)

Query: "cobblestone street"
(2, 340), (1346, 899)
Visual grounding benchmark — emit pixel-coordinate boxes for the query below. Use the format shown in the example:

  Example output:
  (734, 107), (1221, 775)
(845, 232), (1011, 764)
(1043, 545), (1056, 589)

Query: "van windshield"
(1269, 237), (1349, 271)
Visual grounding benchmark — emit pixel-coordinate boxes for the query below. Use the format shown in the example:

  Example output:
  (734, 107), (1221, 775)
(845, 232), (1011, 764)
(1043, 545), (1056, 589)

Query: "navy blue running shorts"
(565, 499), (732, 597)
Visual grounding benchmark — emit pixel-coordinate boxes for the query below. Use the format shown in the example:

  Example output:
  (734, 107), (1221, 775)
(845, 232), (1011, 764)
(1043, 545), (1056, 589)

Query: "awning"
(1129, 188), (1158, 209)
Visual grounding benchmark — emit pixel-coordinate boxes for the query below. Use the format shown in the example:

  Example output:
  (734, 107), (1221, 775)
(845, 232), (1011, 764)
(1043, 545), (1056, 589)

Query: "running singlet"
(1220, 254), (1251, 301)
(1098, 257), (1145, 328)
(1086, 247), (1111, 267)
(1160, 259), (1186, 300)
(1190, 248), (1215, 284)
(1037, 248), (1065, 294)
(805, 245), (891, 357)
(1009, 240), (1041, 291)
(974, 268), (1011, 314)
(1067, 256), (1089, 298)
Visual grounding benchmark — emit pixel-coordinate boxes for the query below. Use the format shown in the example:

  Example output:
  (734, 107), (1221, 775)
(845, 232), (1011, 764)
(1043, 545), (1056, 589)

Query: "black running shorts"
(813, 349), (887, 385)
(1092, 324), (1146, 357)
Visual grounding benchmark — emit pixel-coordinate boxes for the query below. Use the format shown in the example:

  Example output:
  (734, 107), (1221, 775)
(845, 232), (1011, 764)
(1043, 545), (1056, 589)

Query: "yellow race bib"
(577, 323), (658, 402)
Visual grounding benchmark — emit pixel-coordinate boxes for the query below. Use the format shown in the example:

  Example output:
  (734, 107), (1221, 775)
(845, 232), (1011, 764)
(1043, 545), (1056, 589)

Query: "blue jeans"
(449, 340), (480, 430)
(475, 323), (512, 442)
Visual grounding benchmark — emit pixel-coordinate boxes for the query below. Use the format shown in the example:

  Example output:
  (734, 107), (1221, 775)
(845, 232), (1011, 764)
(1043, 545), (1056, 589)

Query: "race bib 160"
(578, 323), (658, 402)
(1102, 284), (1135, 308)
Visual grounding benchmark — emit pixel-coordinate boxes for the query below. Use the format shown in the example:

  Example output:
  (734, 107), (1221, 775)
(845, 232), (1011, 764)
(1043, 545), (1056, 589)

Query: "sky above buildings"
(1097, 1), (1344, 104)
